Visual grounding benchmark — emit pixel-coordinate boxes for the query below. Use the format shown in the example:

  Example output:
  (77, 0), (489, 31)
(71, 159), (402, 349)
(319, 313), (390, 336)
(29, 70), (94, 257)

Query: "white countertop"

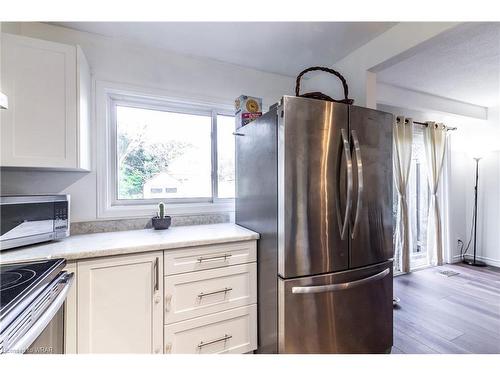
(0, 223), (259, 264)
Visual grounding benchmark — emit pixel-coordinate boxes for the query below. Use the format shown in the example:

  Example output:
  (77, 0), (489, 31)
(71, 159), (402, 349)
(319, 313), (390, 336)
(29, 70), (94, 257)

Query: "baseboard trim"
(452, 254), (500, 268)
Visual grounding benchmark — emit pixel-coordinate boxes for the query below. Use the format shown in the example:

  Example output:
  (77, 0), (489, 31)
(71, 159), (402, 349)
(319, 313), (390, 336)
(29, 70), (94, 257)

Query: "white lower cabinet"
(164, 240), (258, 354)
(165, 263), (257, 324)
(164, 241), (257, 275)
(67, 240), (257, 354)
(164, 305), (257, 354)
(77, 252), (163, 354)
(63, 261), (77, 354)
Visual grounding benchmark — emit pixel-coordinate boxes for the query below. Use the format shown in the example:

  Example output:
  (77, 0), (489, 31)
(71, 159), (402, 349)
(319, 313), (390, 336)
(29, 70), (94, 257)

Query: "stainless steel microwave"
(0, 195), (70, 251)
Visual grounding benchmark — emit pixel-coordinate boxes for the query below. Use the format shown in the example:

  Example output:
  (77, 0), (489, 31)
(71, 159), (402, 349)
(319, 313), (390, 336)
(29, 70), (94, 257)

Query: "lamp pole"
(463, 157), (486, 267)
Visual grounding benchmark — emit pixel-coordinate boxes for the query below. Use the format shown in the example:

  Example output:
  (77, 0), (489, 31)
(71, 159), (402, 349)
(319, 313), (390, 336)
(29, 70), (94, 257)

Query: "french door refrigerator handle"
(336, 128), (353, 240)
(291, 268), (390, 294)
(350, 129), (363, 239)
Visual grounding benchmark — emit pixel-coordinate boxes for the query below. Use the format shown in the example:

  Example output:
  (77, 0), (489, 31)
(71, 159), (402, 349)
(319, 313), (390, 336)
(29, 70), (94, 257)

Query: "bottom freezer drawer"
(278, 260), (393, 354)
(164, 305), (257, 354)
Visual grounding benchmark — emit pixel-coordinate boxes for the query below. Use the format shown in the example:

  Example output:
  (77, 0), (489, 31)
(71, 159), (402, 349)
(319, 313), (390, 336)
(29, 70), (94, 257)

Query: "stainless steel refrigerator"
(235, 96), (394, 354)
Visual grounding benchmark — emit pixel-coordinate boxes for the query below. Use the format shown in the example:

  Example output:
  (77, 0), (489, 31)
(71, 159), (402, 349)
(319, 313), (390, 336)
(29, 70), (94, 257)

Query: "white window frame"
(96, 81), (235, 219)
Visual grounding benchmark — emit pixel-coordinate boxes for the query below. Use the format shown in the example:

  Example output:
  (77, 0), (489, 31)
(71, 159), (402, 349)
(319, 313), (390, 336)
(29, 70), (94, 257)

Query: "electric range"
(0, 258), (74, 354)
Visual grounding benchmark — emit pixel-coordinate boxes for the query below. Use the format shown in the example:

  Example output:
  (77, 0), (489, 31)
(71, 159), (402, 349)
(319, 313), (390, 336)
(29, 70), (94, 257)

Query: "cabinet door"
(63, 261), (78, 354)
(77, 252), (163, 353)
(76, 45), (91, 171)
(1, 33), (77, 168)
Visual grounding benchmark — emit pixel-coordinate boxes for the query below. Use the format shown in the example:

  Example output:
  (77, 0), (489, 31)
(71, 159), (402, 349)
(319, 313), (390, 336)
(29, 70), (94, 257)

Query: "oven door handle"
(6, 272), (74, 354)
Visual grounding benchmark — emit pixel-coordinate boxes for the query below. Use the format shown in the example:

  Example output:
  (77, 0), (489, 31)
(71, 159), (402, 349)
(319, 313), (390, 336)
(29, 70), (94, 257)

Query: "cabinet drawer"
(165, 263), (257, 323)
(164, 305), (257, 354)
(164, 241), (256, 275)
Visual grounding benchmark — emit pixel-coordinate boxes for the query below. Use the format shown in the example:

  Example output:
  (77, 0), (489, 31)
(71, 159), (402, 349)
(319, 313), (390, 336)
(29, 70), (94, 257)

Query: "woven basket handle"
(295, 66), (353, 105)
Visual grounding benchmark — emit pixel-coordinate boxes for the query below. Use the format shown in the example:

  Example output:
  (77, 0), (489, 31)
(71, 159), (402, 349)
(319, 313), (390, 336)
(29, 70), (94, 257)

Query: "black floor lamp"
(463, 157), (487, 267)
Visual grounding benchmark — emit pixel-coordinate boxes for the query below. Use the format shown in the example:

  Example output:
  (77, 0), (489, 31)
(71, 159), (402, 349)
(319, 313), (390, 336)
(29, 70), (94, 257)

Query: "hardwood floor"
(393, 263), (500, 354)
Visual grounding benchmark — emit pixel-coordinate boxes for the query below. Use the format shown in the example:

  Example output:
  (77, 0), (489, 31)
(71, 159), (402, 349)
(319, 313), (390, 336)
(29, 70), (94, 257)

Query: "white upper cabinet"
(0, 33), (91, 170)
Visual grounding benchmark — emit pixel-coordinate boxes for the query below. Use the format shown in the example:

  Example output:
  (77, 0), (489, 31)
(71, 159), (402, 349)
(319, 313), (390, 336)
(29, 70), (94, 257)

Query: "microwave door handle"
(6, 272), (74, 354)
(351, 129), (363, 239)
(336, 128), (353, 240)
(291, 268), (390, 294)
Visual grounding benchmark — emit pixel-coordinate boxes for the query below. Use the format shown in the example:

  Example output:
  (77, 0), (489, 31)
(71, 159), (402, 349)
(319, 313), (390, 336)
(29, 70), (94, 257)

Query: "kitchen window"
(97, 82), (236, 218)
(114, 103), (235, 203)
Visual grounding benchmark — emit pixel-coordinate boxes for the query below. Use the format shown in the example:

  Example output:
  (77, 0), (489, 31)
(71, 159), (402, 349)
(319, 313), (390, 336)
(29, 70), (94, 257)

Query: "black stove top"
(0, 259), (66, 321)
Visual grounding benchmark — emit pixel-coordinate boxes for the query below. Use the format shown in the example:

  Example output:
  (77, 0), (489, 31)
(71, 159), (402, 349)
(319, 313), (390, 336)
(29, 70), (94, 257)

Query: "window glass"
(216, 115), (235, 198)
(409, 129), (430, 268)
(116, 105), (212, 200)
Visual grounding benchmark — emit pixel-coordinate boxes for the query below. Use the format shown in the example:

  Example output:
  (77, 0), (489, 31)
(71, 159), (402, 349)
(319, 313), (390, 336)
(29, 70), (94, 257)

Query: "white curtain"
(423, 122), (447, 266)
(393, 117), (413, 273)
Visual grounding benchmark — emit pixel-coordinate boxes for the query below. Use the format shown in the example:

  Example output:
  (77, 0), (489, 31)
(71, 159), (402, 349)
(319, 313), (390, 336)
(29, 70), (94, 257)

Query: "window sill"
(97, 200), (235, 220)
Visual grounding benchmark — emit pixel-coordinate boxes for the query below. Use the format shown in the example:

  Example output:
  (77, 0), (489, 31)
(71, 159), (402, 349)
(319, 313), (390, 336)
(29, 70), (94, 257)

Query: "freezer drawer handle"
(197, 254), (232, 263)
(197, 334), (232, 349)
(291, 268), (390, 294)
(198, 287), (233, 299)
(232, 132), (245, 136)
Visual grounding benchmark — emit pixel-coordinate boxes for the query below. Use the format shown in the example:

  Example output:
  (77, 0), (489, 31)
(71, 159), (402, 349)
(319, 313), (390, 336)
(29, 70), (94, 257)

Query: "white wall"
(0, 22), (295, 222)
(378, 102), (500, 267)
(301, 23), (460, 107)
(377, 82), (488, 120)
(470, 106), (500, 267)
(446, 105), (500, 267)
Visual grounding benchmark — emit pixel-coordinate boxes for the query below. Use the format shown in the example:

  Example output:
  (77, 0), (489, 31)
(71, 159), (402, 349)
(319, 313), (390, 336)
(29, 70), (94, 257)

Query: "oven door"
(5, 272), (74, 354)
(26, 306), (64, 354)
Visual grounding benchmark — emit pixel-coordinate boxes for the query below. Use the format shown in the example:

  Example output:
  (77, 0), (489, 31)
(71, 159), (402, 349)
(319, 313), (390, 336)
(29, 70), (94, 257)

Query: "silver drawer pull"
(197, 254), (232, 263)
(197, 287), (232, 299)
(197, 334), (232, 349)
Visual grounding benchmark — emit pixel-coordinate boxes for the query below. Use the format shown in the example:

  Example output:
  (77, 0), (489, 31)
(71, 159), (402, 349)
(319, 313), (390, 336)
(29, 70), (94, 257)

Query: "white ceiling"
(51, 22), (396, 77)
(377, 23), (500, 108)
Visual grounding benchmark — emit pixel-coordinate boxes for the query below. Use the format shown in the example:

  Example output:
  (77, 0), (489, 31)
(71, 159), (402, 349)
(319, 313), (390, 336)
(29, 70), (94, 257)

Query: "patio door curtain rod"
(396, 117), (457, 131)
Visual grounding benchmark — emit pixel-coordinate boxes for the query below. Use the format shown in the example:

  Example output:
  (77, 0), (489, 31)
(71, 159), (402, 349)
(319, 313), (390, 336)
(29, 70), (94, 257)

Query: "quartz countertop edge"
(0, 223), (259, 264)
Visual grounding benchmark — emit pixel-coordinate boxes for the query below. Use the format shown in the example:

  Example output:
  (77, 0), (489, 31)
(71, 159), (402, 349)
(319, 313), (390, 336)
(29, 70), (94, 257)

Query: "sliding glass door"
(408, 128), (430, 270)
(393, 127), (431, 273)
